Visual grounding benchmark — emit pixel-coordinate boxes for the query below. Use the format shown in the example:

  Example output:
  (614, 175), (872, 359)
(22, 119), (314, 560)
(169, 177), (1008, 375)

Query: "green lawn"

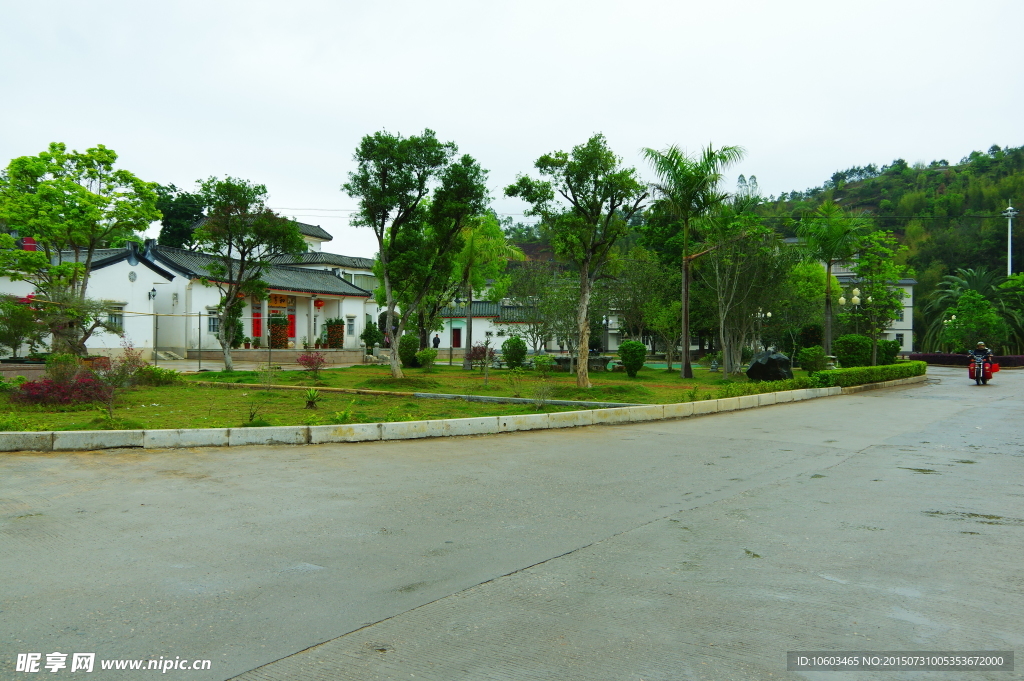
(1, 363), (819, 432)
(0, 382), (584, 432)
(187, 363), (802, 405)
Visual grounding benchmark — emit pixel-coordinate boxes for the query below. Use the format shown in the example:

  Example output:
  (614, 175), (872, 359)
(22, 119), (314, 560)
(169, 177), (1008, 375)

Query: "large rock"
(746, 351), (794, 382)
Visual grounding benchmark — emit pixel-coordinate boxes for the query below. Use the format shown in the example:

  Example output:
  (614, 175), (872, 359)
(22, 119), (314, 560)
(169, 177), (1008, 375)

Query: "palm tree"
(796, 201), (867, 356)
(642, 144), (744, 378)
(923, 267), (1023, 352)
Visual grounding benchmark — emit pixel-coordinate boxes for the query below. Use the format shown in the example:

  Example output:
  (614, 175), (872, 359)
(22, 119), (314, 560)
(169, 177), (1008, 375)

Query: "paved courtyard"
(1, 366), (1021, 680)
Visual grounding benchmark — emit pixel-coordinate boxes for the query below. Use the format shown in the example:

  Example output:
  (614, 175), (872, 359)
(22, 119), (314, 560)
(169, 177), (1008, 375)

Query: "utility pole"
(1005, 201), (1019, 277)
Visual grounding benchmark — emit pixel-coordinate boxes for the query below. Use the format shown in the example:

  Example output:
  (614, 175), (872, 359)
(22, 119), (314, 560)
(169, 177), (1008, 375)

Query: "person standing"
(432, 334), (441, 349)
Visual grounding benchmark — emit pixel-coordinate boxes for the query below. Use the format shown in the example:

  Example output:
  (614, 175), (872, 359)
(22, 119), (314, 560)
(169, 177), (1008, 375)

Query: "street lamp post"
(1004, 202), (1018, 277)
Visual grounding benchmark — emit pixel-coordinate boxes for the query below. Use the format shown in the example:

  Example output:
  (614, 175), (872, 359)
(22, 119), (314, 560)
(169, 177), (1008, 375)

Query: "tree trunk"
(385, 303), (403, 379)
(218, 316), (234, 372)
(680, 256), (694, 378)
(462, 288), (474, 370)
(576, 264), (593, 388)
(824, 262), (833, 357)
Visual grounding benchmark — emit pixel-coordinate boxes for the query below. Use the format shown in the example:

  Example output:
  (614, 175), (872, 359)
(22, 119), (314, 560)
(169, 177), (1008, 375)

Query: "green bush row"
(811, 361), (926, 387)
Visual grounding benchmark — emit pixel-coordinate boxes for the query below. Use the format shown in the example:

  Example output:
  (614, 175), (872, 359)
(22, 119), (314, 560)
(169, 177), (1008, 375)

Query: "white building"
(0, 222), (384, 359)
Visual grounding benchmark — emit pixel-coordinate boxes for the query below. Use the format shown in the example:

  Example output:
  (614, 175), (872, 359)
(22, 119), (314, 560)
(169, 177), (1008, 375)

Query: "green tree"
(796, 201), (868, 356)
(0, 142), (159, 354)
(155, 184), (205, 248)
(845, 230), (909, 364)
(0, 294), (46, 357)
(641, 144), (744, 378)
(343, 129), (463, 378)
(939, 290), (1009, 352)
(500, 261), (557, 353)
(454, 213), (524, 369)
(506, 133), (647, 388)
(192, 176), (307, 371)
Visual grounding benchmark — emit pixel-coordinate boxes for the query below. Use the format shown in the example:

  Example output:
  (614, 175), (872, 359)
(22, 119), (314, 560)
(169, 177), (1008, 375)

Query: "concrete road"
(1, 367), (1021, 680)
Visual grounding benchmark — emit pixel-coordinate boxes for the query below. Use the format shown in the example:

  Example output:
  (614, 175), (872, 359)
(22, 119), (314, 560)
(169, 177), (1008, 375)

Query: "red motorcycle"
(968, 357), (998, 385)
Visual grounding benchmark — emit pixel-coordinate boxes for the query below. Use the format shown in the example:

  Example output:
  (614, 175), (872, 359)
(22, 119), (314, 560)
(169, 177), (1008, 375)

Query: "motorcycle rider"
(970, 341), (994, 363)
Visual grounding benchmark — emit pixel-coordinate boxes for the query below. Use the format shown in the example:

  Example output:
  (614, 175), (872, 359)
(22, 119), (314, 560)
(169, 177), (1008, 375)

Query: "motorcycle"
(968, 357), (998, 385)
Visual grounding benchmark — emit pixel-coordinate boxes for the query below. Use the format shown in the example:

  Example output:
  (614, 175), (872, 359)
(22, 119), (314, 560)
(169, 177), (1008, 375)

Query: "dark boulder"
(746, 351), (794, 382)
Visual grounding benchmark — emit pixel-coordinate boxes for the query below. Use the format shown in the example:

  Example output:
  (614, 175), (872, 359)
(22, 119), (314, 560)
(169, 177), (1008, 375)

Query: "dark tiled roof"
(191, 217), (333, 242)
(273, 252), (375, 269)
(150, 245), (370, 297)
(440, 302), (534, 320)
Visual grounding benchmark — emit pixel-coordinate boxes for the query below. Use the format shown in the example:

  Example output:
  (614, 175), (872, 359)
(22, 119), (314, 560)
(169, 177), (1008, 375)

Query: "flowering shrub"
(297, 352), (328, 380)
(14, 375), (108, 405)
(466, 343), (495, 370)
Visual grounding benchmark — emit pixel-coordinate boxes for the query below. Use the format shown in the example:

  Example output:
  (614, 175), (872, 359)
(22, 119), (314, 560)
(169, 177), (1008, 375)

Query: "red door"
(452, 328), (462, 348)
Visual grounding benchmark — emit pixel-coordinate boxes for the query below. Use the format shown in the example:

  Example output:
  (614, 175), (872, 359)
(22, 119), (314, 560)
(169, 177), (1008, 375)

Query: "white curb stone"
(498, 413), (549, 432)
(692, 399), (719, 415)
(548, 410), (594, 429)
(663, 403), (694, 419)
(737, 395), (759, 410)
(380, 421), (436, 440)
(717, 397), (740, 412)
(628, 404), (665, 422)
(0, 432), (53, 452)
(53, 430), (144, 451)
(309, 423), (381, 444)
(592, 407), (632, 425)
(758, 393), (777, 406)
(144, 428), (229, 449)
(228, 426), (309, 447)
(442, 417), (500, 437)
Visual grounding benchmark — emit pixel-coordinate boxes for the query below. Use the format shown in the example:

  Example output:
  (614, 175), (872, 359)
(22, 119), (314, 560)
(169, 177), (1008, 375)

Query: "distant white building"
(0, 222), (384, 359)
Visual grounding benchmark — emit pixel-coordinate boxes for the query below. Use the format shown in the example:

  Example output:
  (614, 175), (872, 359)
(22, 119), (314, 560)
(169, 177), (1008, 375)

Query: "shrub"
(466, 343), (495, 370)
(45, 353), (80, 384)
(877, 339), (901, 365)
(297, 351), (328, 380)
(617, 340), (647, 378)
(834, 334), (872, 367)
(811, 361), (926, 387)
(304, 388), (322, 409)
(797, 345), (827, 372)
(415, 348), (437, 371)
(0, 375), (27, 393)
(135, 365), (183, 386)
(501, 335), (528, 369)
(532, 354), (554, 378)
(360, 322), (383, 352)
(398, 333), (421, 368)
(14, 375), (108, 405)
(506, 367), (526, 397)
(797, 323), (823, 349)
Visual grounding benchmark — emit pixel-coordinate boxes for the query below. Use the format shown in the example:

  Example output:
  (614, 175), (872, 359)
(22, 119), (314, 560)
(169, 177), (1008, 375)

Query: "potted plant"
(243, 336), (252, 349)
(301, 336), (309, 350)
(324, 318), (345, 349)
(252, 337), (262, 349)
(269, 315), (288, 349)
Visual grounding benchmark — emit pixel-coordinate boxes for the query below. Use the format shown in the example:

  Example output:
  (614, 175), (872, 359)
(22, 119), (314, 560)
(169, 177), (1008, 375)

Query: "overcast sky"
(2, 0), (1020, 258)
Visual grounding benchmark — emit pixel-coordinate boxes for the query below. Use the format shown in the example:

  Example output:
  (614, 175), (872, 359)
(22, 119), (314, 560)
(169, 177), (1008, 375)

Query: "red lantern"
(314, 299), (325, 309)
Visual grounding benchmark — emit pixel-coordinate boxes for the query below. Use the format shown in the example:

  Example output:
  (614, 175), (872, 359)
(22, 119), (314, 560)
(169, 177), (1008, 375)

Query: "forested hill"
(758, 144), (1024, 292)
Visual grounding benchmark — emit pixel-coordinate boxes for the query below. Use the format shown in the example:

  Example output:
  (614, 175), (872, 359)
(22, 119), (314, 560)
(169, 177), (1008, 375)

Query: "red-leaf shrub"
(14, 375), (109, 405)
(909, 353), (1024, 367)
(296, 352), (328, 379)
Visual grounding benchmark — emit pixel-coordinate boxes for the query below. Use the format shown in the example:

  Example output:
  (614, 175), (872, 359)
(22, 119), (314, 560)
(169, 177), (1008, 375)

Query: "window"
(896, 309), (905, 322)
(208, 316), (220, 333)
(346, 317), (355, 336)
(107, 307), (124, 330)
(895, 333), (905, 347)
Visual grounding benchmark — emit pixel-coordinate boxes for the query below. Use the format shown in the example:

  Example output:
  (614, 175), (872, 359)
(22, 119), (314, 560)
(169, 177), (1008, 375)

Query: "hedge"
(811, 361), (927, 387)
(909, 353), (1024, 367)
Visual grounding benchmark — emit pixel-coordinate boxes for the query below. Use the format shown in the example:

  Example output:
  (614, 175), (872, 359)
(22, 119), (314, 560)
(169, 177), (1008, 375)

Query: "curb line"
(0, 374), (927, 453)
